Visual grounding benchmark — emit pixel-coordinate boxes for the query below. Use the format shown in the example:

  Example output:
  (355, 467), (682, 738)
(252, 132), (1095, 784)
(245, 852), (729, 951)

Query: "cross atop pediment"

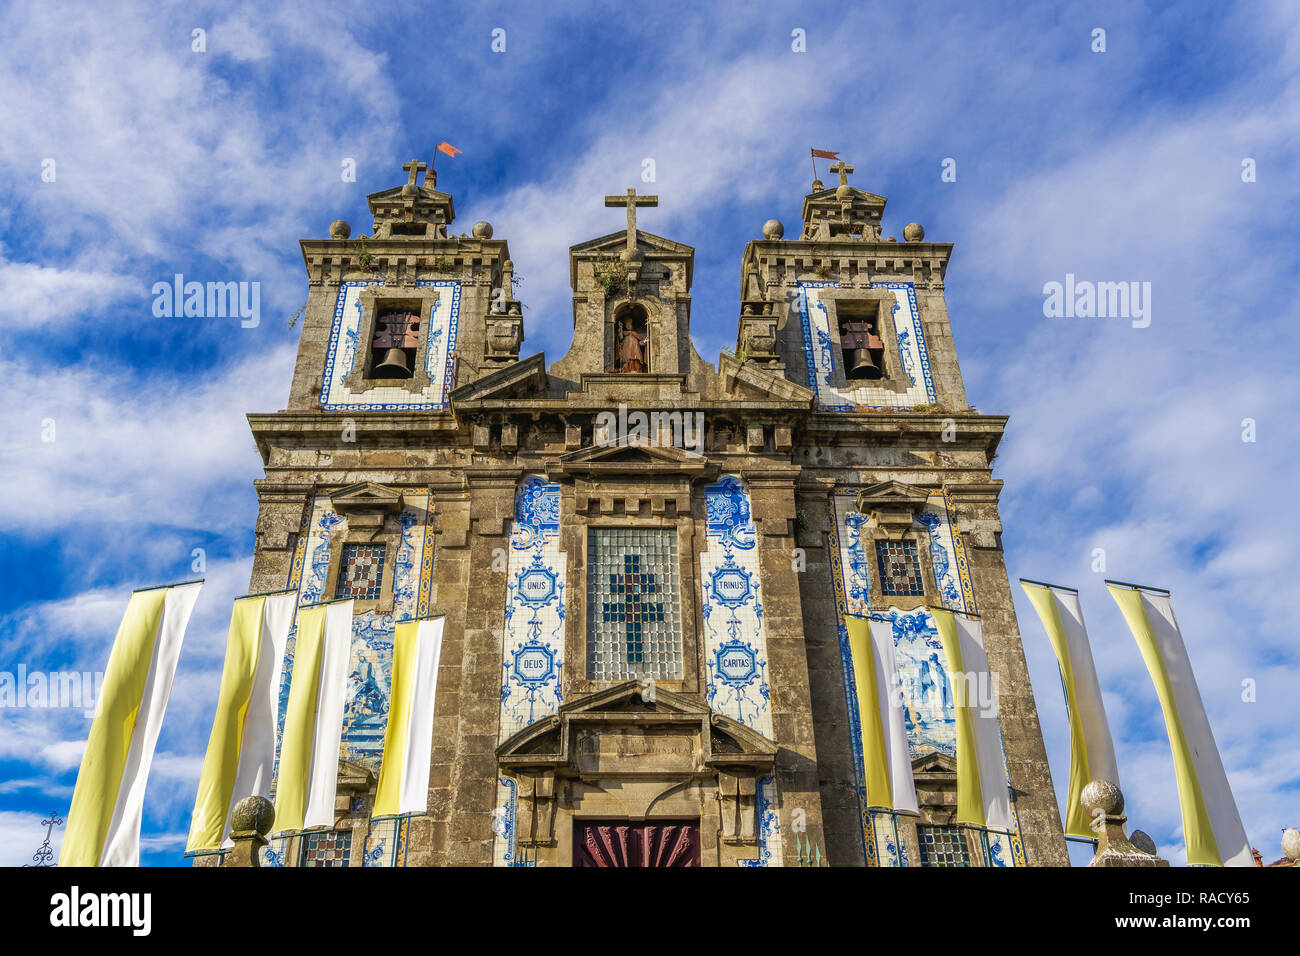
(402, 158), (428, 188)
(829, 160), (855, 188)
(604, 187), (658, 255)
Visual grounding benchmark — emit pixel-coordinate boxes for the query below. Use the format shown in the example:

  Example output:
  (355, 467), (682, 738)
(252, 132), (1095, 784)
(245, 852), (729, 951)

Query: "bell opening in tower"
(370, 310), (419, 379)
(838, 309), (885, 381)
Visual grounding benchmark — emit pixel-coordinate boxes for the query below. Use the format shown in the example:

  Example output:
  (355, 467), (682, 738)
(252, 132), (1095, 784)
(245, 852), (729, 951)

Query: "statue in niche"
(614, 315), (647, 373)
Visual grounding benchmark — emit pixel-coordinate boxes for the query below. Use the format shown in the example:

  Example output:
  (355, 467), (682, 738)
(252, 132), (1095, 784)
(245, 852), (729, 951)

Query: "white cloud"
(0, 344), (295, 537)
(0, 258), (140, 329)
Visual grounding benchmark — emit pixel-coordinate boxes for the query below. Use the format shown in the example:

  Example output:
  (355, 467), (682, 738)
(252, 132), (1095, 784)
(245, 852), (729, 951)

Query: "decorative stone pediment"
(549, 437), (714, 478)
(496, 683), (777, 850)
(569, 229), (695, 287)
(800, 183), (888, 242)
(366, 163), (455, 240)
(855, 480), (930, 539)
(450, 352), (547, 404)
(329, 482), (405, 530)
(496, 681), (777, 777)
(719, 352), (815, 404)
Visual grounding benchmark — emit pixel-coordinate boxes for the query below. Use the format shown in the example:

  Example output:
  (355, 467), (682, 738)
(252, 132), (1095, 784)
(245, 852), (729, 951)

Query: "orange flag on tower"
(811, 148), (839, 159)
(436, 142), (462, 158)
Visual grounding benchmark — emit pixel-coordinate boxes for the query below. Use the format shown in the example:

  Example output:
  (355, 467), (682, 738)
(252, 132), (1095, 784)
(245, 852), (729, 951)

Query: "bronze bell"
(847, 347), (882, 380)
(840, 321), (885, 380)
(373, 347), (412, 377)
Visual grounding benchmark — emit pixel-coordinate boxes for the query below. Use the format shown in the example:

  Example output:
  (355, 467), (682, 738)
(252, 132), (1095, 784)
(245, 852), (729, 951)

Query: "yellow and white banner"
(932, 608), (1013, 832)
(1020, 580), (1119, 838)
(272, 600), (353, 834)
(186, 591), (297, 852)
(845, 615), (917, 814)
(374, 616), (445, 817)
(60, 581), (203, 866)
(1107, 583), (1252, 866)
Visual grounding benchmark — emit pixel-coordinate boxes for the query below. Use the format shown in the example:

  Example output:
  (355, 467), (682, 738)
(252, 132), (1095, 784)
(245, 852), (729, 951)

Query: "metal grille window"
(587, 528), (683, 680)
(875, 539), (924, 596)
(335, 543), (386, 600)
(300, 828), (352, 867)
(917, 825), (972, 867)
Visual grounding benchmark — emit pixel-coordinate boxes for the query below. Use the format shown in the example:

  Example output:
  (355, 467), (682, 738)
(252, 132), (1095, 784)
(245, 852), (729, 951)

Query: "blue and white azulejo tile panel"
(700, 476), (773, 738)
(498, 475), (566, 741)
(320, 279), (462, 410)
(826, 487), (1024, 865)
(279, 490), (438, 774)
(493, 476), (566, 866)
(796, 281), (935, 410)
(736, 775), (783, 867)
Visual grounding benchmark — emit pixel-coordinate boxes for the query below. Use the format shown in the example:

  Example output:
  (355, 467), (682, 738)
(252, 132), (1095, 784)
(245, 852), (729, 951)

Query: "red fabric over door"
(573, 821), (700, 867)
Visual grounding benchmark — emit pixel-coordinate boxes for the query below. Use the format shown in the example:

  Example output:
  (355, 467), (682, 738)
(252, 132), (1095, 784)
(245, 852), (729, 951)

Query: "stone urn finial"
(1282, 827), (1300, 864)
(221, 795), (275, 868)
(1081, 778), (1123, 819)
(1081, 779), (1168, 867)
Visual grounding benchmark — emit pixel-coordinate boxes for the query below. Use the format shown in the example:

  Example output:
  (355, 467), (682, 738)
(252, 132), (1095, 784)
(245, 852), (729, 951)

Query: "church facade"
(238, 158), (1068, 867)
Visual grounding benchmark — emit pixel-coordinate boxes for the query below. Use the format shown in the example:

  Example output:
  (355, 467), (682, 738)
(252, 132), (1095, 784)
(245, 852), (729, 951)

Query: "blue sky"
(1, 0), (1296, 866)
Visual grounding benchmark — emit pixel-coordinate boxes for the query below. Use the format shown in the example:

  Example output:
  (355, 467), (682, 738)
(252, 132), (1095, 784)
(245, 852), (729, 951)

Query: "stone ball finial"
(1081, 778), (1124, 818)
(230, 795), (275, 836)
(1282, 828), (1300, 861)
(1130, 829), (1158, 855)
(836, 183), (853, 200)
(762, 218), (784, 240)
(472, 220), (494, 239)
(811, 179), (825, 192)
(904, 222), (926, 242)
(329, 220), (351, 240)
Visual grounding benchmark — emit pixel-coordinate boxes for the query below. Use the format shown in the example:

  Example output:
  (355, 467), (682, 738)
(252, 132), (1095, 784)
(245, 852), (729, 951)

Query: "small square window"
(875, 539), (924, 596)
(336, 543), (386, 600)
(917, 825), (972, 867)
(300, 828), (352, 867)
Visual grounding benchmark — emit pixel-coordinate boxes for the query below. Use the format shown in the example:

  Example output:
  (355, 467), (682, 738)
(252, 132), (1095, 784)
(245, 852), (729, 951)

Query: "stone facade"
(235, 160), (1068, 867)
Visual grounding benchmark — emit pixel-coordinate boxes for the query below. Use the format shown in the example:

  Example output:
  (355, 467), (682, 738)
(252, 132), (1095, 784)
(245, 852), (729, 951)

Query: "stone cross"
(604, 187), (658, 255)
(829, 160), (855, 188)
(402, 158), (427, 187)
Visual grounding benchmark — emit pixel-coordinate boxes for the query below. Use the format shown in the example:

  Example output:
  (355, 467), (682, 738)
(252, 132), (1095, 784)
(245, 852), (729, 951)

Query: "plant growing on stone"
(353, 239), (376, 272)
(592, 255), (626, 296)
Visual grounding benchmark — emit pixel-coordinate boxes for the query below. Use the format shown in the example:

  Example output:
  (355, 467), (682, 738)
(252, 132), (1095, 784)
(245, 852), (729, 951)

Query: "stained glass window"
(587, 528), (683, 680)
(917, 825), (972, 867)
(300, 828), (353, 867)
(336, 543), (386, 600)
(875, 539), (924, 596)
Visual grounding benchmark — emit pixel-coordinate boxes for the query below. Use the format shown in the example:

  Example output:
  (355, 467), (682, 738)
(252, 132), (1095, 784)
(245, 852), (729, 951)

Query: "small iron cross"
(604, 187), (658, 255)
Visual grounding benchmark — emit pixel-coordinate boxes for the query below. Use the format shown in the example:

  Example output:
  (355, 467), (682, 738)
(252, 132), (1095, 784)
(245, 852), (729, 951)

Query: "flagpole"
(809, 148), (817, 183)
(1103, 578), (1171, 595)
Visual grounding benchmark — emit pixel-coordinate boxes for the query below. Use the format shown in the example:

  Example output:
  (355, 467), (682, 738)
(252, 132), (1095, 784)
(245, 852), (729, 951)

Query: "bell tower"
(548, 186), (712, 396)
(730, 161), (1068, 867)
